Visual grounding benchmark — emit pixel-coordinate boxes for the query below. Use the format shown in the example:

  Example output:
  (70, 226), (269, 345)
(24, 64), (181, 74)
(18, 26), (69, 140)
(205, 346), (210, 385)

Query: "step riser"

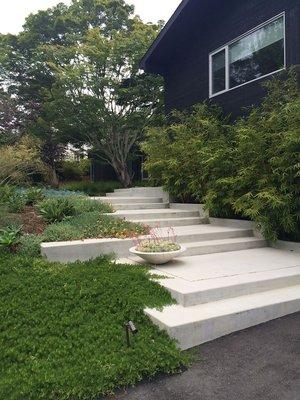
(129, 218), (202, 227)
(185, 239), (266, 256)
(177, 229), (254, 243)
(109, 192), (159, 198)
(166, 273), (300, 307)
(146, 298), (300, 350)
(95, 197), (164, 204)
(113, 203), (169, 210)
(112, 211), (200, 220)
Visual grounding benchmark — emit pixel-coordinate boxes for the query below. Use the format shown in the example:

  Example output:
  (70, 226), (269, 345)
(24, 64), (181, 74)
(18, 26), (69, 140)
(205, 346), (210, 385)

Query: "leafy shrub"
(143, 70), (300, 242)
(0, 184), (15, 203)
(6, 191), (27, 213)
(24, 187), (45, 205)
(223, 69), (300, 241)
(58, 159), (91, 181)
(37, 197), (76, 223)
(0, 224), (22, 252)
(142, 104), (234, 203)
(62, 180), (122, 196)
(0, 136), (48, 185)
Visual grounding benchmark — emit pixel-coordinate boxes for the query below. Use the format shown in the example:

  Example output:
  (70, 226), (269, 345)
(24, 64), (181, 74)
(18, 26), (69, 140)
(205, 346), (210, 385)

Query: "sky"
(0, 0), (182, 34)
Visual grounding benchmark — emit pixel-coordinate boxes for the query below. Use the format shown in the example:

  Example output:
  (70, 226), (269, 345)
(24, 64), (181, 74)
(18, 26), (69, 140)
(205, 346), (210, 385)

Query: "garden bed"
(0, 186), (149, 257)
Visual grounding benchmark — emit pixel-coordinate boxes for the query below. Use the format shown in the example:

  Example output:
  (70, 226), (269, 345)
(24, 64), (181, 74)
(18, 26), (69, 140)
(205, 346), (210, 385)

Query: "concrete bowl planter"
(129, 245), (187, 265)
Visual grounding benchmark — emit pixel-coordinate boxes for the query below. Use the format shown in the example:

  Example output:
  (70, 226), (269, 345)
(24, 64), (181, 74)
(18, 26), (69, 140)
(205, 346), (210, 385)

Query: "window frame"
(209, 12), (286, 98)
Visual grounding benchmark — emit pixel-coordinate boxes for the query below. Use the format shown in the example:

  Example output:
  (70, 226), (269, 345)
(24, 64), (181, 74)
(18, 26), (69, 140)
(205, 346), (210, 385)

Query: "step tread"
(159, 266), (300, 295)
(114, 209), (198, 215)
(102, 197), (163, 201)
(112, 203), (169, 207)
(129, 217), (202, 222)
(145, 285), (300, 327)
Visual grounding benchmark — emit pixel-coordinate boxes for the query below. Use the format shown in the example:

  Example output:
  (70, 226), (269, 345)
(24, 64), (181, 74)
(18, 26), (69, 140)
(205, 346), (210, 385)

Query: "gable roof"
(140, 0), (191, 72)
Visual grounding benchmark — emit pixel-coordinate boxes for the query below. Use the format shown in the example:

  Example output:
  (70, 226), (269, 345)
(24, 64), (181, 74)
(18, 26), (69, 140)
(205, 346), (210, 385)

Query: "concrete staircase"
(106, 188), (300, 350)
(95, 187), (266, 255)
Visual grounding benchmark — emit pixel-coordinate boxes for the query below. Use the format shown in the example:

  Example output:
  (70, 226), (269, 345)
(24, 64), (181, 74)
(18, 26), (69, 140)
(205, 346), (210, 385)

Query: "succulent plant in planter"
(136, 240), (181, 253)
(130, 227), (186, 265)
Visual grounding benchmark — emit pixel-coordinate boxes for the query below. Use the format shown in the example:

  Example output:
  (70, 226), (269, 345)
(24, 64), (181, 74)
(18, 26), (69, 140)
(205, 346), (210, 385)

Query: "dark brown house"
(140, 0), (300, 118)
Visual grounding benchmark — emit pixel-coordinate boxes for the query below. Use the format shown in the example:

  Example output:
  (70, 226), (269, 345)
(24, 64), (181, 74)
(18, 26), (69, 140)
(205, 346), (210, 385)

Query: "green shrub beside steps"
(143, 69), (300, 242)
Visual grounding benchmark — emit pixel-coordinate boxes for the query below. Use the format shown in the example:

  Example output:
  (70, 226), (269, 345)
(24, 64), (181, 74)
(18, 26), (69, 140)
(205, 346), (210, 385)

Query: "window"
(209, 14), (285, 97)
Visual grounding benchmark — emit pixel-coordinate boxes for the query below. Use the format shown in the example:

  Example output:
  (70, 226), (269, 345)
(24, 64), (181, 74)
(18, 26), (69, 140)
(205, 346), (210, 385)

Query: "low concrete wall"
(41, 237), (136, 263)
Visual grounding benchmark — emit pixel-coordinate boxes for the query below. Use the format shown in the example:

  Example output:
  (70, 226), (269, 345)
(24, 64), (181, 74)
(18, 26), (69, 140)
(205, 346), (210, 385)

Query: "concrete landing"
(119, 247), (300, 349)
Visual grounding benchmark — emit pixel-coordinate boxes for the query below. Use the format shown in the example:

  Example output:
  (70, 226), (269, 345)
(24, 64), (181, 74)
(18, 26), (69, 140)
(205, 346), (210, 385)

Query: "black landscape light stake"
(124, 321), (138, 347)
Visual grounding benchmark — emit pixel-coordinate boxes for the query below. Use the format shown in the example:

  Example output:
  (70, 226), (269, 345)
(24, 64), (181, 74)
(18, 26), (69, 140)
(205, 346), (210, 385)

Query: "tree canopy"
(0, 0), (163, 186)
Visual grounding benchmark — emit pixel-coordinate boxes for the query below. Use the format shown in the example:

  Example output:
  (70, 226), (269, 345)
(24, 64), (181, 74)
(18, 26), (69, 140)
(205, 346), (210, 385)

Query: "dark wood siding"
(163, 0), (300, 118)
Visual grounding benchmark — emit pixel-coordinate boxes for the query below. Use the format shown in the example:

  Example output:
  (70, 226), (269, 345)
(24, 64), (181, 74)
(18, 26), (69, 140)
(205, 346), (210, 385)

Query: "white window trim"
(209, 12), (286, 98)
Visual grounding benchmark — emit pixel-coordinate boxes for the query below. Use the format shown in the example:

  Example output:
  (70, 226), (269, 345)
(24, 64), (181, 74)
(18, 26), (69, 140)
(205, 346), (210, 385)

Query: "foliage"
(42, 188), (85, 198)
(6, 192), (27, 213)
(0, 89), (29, 146)
(0, 136), (49, 185)
(24, 187), (45, 205)
(142, 104), (234, 203)
(42, 211), (149, 242)
(18, 234), (43, 258)
(222, 69), (300, 242)
(0, 253), (187, 399)
(62, 180), (122, 196)
(37, 197), (76, 223)
(137, 240), (181, 253)
(58, 159), (91, 181)
(37, 195), (113, 224)
(0, 224), (22, 251)
(69, 196), (113, 214)
(0, 0), (164, 187)
(143, 70), (300, 241)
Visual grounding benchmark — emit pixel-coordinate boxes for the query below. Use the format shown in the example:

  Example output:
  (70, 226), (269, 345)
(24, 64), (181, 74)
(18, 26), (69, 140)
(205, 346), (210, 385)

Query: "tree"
(47, 16), (163, 187)
(0, 0), (163, 187)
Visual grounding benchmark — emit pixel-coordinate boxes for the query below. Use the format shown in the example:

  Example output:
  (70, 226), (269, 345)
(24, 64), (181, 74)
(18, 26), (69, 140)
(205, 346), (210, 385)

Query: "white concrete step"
(159, 266), (300, 307)
(129, 217), (204, 227)
(184, 237), (266, 256)
(113, 203), (170, 210)
(111, 209), (200, 220)
(93, 196), (164, 204)
(145, 285), (300, 350)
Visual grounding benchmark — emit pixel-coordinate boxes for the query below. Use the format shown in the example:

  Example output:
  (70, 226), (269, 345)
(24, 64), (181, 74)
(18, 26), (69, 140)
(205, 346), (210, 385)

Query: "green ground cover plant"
(0, 253), (187, 399)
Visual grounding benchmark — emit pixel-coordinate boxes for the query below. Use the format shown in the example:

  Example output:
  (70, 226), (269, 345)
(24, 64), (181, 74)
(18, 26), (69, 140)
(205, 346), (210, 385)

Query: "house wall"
(163, 0), (300, 118)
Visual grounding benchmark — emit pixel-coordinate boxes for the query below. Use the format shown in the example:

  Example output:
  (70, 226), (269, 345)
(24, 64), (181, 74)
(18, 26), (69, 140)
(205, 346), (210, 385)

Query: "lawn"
(0, 253), (187, 399)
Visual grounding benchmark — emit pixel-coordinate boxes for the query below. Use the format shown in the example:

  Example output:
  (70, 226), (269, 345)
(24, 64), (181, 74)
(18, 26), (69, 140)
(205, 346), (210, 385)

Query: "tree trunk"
(113, 161), (133, 188)
(49, 166), (60, 188)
